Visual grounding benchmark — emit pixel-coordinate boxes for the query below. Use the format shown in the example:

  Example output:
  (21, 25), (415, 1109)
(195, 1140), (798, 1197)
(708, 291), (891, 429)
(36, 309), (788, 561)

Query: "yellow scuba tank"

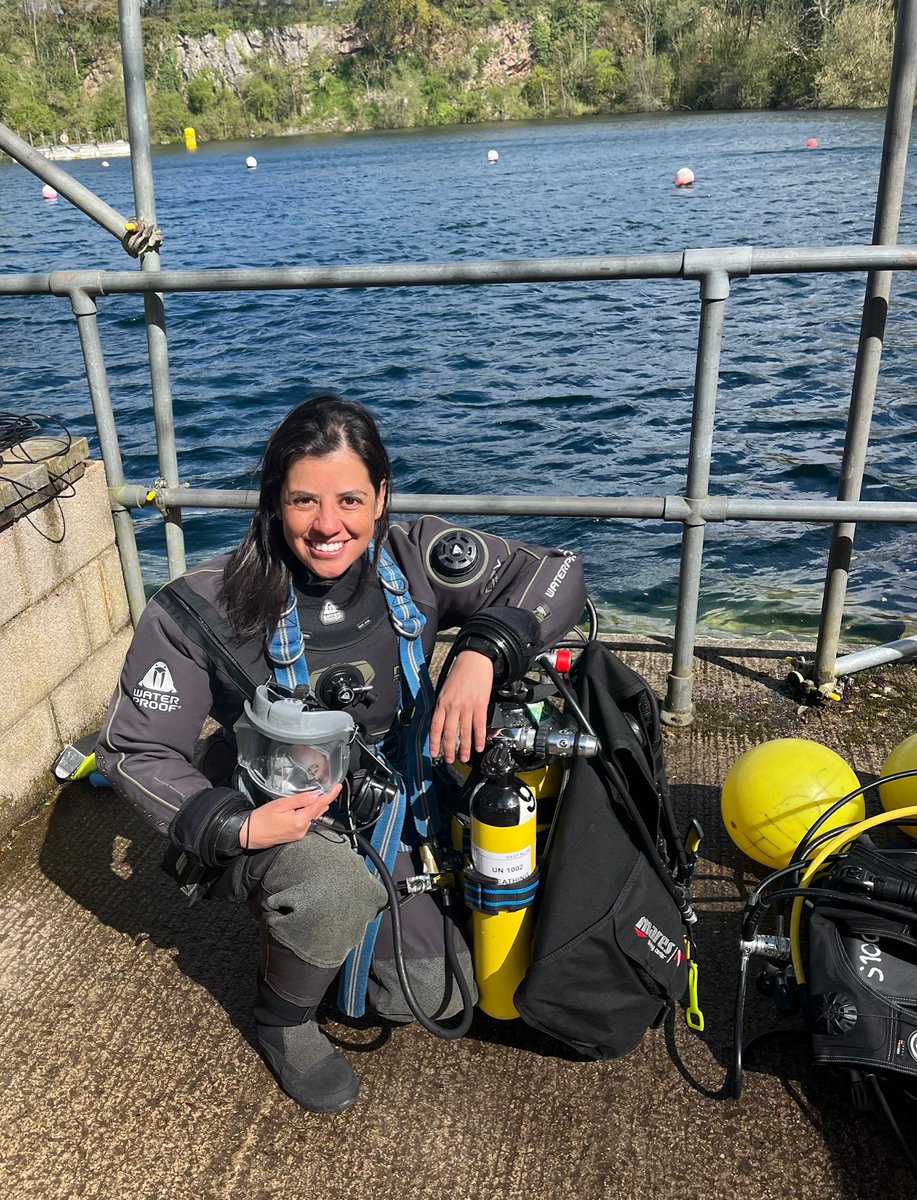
(465, 739), (542, 1019)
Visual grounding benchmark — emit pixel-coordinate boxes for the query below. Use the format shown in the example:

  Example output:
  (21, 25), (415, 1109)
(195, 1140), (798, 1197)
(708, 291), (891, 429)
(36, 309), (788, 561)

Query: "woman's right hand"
(239, 783), (342, 850)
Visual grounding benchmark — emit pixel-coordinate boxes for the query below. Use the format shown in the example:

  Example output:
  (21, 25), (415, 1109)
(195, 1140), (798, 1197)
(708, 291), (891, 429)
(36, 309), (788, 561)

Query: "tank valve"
(491, 726), (599, 759)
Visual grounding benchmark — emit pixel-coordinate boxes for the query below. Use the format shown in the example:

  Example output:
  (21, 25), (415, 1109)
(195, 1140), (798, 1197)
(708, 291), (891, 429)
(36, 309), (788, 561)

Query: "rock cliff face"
(474, 22), (532, 84)
(174, 25), (362, 83)
(173, 21), (532, 88)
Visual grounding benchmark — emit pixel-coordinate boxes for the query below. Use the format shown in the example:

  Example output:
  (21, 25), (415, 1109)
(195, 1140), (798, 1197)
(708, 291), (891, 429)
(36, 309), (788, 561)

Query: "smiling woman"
(94, 391), (587, 1115)
(278, 449), (386, 579)
(221, 393), (397, 632)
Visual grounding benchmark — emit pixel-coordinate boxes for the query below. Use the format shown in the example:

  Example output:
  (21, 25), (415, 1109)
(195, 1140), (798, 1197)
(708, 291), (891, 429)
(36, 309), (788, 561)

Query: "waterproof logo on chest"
(320, 599), (345, 625)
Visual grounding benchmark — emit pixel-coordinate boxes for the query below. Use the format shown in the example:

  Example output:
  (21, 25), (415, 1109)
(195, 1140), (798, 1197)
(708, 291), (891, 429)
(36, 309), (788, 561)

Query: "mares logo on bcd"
(634, 915), (683, 964)
(133, 661), (182, 713)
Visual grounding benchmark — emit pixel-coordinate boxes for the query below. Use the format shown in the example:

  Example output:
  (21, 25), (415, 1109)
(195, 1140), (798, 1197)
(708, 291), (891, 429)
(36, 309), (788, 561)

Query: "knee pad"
(261, 829), (387, 969)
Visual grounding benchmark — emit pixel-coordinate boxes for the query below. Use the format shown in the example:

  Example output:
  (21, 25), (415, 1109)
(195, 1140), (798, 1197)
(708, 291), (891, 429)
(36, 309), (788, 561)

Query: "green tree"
(242, 75), (278, 121)
(148, 86), (192, 140)
(620, 45), (673, 110)
(523, 62), (556, 114)
(152, 48), (184, 94)
(21, 96), (57, 135)
(816, 0), (894, 107)
(187, 69), (220, 113)
(0, 0), (903, 143)
(356, 0), (454, 60)
(529, 16), (553, 63)
(580, 46), (621, 107)
(87, 76), (126, 130)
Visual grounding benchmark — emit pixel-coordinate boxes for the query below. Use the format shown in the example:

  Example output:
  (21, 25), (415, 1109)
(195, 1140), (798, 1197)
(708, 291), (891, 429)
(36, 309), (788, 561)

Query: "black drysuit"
(97, 515), (586, 1017)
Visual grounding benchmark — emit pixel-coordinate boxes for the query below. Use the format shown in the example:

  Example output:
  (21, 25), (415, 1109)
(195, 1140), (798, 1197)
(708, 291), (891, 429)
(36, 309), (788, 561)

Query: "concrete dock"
(32, 140), (131, 160)
(2, 636), (915, 1200)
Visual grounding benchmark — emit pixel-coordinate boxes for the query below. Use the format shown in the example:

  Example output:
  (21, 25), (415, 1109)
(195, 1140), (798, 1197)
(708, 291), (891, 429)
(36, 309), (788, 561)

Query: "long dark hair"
(221, 393), (392, 638)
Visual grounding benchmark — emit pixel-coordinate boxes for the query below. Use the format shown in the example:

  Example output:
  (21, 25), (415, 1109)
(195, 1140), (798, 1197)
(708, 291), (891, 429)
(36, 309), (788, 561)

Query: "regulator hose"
(315, 816), (475, 1039)
(790, 768), (917, 876)
(789, 803), (917, 984)
(730, 950), (750, 1099)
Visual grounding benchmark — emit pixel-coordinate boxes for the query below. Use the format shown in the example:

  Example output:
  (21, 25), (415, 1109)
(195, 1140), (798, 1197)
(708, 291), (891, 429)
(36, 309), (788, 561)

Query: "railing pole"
(813, 0), (917, 686)
(118, 0), (186, 580)
(68, 290), (147, 625)
(662, 270), (730, 727)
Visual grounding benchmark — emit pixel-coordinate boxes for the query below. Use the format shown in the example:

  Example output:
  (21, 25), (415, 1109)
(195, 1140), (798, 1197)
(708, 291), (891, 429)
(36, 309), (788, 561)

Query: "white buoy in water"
(487, 149), (499, 163)
(674, 166), (695, 188)
(41, 184), (57, 200)
(245, 155), (257, 169)
(101, 160), (110, 167)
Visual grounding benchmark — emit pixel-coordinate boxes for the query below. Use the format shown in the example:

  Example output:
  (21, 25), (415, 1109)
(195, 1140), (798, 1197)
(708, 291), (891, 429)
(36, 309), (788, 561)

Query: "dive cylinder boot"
(254, 978), (359, 1113)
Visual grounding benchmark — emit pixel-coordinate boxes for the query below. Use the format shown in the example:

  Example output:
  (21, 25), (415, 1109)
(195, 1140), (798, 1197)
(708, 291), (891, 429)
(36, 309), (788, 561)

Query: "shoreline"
(5, 104), (888, 159)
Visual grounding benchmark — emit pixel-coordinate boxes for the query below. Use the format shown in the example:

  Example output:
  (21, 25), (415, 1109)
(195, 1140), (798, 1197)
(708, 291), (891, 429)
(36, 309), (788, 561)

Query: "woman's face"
(277, 448), (385, 580)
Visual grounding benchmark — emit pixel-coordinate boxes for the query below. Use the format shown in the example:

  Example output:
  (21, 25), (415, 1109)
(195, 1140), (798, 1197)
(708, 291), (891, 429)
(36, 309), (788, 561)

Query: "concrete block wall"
(0, 439), (133, 838)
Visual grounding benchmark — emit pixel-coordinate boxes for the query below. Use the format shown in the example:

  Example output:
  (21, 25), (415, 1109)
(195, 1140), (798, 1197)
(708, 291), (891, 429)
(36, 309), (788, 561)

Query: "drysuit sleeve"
(95, 590), (246, 843)
(387, 515), (586, 647)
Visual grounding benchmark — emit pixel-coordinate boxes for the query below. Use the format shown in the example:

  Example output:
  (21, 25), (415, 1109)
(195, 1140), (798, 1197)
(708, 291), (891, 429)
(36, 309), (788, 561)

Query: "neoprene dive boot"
(254, 978), (359, 1113)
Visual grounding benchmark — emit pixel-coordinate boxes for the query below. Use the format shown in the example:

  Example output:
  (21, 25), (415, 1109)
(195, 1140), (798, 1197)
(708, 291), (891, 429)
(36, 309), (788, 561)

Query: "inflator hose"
(790, 768), (917, 877)
(315, 817), (475, 1039)
(789, 803), (917, 984)
(730, 951), (750, 1098)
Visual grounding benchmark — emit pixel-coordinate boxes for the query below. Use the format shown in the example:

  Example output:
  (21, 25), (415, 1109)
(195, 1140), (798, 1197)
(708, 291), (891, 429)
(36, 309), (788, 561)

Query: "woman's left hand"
(429, 649), (494, 764)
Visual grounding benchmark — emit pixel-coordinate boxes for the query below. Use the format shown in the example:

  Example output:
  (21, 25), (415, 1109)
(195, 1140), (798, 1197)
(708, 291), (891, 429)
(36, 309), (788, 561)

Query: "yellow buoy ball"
(879, 733), (917, 839)
(721, 738), (862, 870)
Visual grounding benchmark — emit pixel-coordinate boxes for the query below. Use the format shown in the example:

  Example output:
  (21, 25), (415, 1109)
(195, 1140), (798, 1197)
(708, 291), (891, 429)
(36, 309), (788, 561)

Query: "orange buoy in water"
(806, 137), (818, 148)
(674, 167), (695, 188)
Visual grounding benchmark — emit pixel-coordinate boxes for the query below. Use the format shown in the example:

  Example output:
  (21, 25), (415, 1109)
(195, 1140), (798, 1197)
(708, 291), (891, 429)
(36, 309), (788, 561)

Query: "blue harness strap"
(337, 766), (407, 1017)
(265, 548), (436, 1018)
(376, 547), (439, 840)
(268, 590), (311, 693)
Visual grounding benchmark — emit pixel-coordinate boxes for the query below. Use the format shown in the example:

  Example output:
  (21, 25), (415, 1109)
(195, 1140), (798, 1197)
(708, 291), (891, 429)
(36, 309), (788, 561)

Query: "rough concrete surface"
(1, 636), (916, 1200)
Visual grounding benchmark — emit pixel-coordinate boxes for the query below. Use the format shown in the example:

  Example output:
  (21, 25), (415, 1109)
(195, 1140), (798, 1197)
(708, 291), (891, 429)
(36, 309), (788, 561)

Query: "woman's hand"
(429, 649), (494, 764)
(240, 782), (342, 850)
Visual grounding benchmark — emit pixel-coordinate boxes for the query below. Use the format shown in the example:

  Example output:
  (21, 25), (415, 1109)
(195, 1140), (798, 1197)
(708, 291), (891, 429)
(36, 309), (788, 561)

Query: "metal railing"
(1, 0), (916, 726)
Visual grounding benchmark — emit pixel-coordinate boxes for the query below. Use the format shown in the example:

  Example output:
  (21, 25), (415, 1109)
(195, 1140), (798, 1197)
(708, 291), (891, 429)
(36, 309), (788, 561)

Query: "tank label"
(472, 844), (535, 883)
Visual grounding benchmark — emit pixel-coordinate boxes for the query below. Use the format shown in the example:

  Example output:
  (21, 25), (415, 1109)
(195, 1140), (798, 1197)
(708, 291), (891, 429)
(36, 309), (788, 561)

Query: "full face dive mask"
(233, 685), (356, 802)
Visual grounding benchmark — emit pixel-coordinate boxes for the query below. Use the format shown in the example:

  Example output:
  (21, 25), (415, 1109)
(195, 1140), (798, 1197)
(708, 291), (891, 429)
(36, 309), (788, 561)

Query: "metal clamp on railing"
(121, 218), (163, 258)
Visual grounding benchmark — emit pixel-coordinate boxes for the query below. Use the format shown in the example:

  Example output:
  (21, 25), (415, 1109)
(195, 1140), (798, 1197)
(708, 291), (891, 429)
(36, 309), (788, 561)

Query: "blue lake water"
(2, 109), (916, 641)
